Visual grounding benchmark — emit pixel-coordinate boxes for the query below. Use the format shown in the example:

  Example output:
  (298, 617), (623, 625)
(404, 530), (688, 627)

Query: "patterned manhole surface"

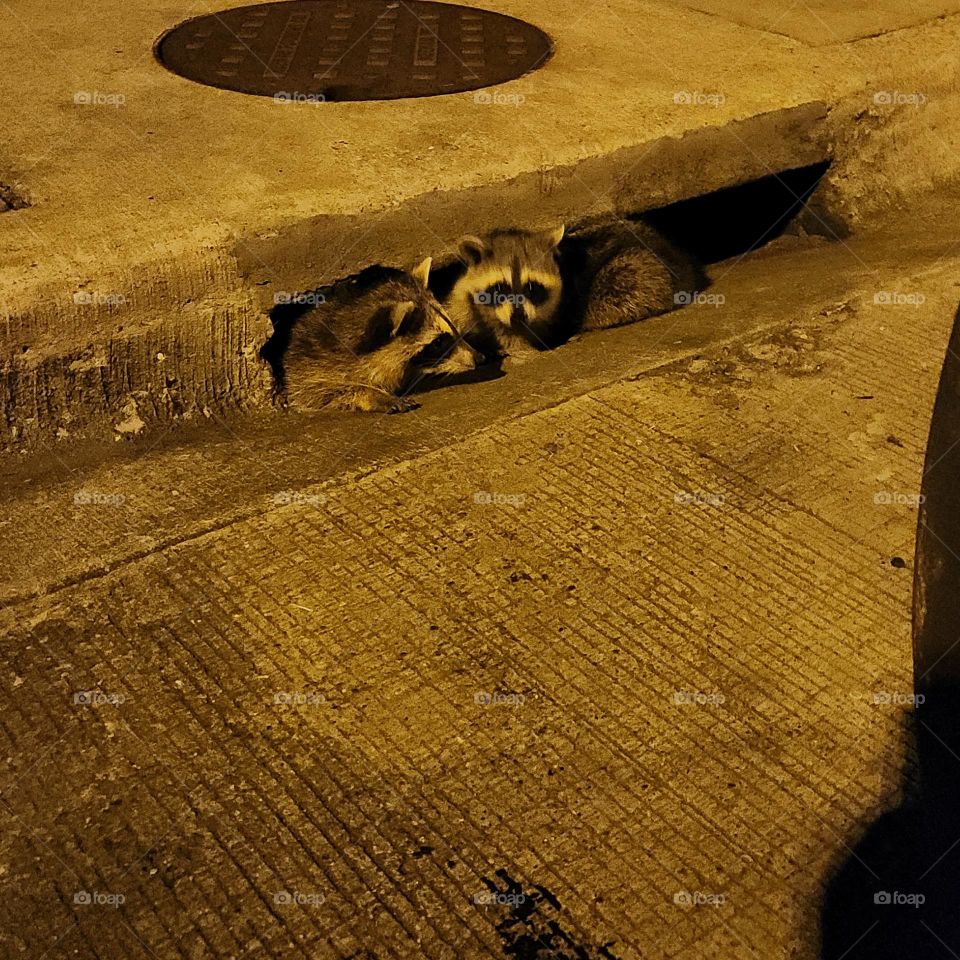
(155, 1), (553, 101)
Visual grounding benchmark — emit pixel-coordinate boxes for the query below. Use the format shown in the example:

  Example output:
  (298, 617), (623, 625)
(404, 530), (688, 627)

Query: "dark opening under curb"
(641, 160), (833, 264)
(155, 0), (553, 101)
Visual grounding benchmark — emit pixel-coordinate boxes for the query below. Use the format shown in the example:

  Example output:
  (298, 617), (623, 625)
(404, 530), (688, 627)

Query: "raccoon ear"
(457, 235), (488, 265)
(411, 257), (432, 287)
(390, 300), (417, 336)
(545, 224), (565, 247)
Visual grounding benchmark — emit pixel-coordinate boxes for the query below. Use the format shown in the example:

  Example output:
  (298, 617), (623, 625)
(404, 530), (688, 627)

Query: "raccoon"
(438, 226), (568, 358)
(435, 214), (702, 355)
(267, 258), (482, 413)
(561, 213), (704, 332)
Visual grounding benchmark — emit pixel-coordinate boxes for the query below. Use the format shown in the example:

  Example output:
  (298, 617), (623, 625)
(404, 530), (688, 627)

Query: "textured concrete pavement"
(2, 211), (956, 957)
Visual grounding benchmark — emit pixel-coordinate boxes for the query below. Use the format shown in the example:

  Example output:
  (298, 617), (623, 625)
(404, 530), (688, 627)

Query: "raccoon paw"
(333, 387), (419, 414)
(387, 396), (419, 414)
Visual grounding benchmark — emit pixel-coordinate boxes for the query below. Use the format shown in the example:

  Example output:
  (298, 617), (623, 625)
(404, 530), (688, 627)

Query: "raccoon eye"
(412, 333), (454, 367)
(477, 283), (511, 307)
(522, 281), (550, 306)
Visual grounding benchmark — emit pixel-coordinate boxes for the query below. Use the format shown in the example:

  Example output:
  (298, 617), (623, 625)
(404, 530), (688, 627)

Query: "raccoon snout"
(446, 340), (484, 372)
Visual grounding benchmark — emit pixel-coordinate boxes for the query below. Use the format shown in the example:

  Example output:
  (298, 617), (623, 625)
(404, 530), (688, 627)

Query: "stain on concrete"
(481, 870), (622, 960)
(0, 182), (28, 211)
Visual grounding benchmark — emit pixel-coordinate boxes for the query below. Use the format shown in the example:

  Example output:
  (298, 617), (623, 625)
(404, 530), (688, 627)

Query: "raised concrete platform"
(0, 0), (847, 444)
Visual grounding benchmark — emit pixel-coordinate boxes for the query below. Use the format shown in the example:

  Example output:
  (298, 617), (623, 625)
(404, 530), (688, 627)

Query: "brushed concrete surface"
(670, 0), (960, 45)
(1, 203), (957, 957)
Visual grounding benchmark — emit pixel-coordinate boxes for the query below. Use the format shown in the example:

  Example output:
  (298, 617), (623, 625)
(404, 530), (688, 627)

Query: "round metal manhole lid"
(155, 1), (553, 102)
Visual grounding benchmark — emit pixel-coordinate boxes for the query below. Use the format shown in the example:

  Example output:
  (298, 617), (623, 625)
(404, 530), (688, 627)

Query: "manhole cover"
(155, 1), (553, 101)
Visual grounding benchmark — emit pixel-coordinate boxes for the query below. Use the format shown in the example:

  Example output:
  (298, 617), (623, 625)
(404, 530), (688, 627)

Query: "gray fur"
(281, 263), (480, 413)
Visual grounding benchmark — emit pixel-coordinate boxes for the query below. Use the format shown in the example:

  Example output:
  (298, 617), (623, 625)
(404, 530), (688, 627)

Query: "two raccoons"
(438, 213), (703, 358)
(271, 214), (701, 413)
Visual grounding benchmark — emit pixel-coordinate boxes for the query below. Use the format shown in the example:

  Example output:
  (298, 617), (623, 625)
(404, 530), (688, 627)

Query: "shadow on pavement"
(820, 303), (960, 958)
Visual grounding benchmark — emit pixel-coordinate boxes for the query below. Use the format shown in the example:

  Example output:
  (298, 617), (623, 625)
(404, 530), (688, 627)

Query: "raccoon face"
(359, 258), (482, 387)
(453, 226), (564, 343)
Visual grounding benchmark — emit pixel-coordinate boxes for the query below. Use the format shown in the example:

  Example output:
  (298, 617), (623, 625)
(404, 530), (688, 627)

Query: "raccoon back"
(560, 214), (704, 330)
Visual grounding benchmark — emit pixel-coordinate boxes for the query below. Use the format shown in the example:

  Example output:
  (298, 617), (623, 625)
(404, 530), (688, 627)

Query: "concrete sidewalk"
(1, 200), (957, 957)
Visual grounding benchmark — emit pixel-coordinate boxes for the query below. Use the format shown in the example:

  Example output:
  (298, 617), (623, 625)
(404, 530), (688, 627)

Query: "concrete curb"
(1, 101), (830, 446)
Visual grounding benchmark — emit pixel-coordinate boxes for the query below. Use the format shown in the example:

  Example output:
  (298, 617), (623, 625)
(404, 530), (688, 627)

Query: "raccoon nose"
(510, 306), (526, 326)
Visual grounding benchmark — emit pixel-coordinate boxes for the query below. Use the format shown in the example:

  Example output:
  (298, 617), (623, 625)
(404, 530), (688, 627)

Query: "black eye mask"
(411, 333), (455, 368)
(522, 281), (550, 307)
